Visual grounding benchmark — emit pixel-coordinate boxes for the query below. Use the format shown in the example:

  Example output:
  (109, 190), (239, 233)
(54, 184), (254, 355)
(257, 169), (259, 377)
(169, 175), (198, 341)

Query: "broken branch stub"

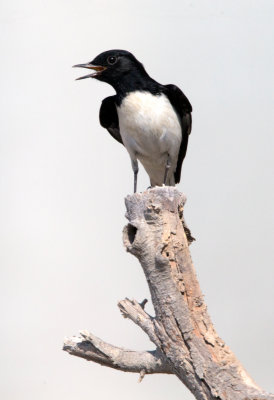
(64, 187), (273, 400)
(122, 187), (272, 400)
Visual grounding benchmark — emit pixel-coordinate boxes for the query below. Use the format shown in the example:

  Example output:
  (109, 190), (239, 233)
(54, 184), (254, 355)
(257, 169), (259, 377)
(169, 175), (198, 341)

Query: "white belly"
(117, 91), (182, 186)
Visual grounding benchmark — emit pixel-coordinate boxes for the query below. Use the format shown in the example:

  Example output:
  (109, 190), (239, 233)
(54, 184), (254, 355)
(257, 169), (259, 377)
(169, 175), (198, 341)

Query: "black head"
(73, 49), (150, 91)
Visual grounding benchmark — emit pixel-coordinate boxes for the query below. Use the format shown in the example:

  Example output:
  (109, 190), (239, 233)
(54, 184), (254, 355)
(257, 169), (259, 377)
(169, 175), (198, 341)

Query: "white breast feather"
(117, 91), (182, 186)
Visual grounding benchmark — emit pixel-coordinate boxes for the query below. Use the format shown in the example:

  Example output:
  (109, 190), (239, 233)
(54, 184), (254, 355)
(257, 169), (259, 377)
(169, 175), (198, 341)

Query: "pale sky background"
(0, 1), (273, 399)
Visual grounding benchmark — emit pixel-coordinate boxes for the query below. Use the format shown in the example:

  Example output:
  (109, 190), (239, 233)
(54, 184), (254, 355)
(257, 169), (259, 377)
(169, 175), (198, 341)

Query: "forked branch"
(63, 187), (273, 400)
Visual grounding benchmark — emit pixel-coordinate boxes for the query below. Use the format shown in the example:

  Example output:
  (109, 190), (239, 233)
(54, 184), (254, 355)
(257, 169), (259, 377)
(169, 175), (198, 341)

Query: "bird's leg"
(131, 159), (139, 193)
(163, 155), (171, 185)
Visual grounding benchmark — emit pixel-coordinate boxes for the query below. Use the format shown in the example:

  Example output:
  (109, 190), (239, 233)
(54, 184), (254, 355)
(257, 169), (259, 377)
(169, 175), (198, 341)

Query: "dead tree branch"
(63, 187), (273, 400)
(63, 330), (172, 375)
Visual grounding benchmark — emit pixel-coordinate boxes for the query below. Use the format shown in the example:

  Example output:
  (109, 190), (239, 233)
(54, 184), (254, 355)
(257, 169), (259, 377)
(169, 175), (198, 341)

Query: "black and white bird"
(74, 50), (192, 192)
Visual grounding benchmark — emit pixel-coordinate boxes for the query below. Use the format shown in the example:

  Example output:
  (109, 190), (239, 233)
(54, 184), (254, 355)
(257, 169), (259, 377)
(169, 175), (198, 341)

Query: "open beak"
(73, 63), (107, 80)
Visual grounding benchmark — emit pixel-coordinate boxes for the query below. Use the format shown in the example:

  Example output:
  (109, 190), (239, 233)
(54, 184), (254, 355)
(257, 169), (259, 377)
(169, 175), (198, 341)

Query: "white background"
(0, 1), (273, 399)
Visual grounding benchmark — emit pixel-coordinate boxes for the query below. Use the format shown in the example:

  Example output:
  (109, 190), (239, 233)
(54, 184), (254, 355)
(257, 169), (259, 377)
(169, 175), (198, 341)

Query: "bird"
(73, 50), (192, 193)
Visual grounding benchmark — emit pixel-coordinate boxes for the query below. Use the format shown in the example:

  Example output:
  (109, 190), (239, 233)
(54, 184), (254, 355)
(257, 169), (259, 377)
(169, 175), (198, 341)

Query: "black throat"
(109, 71), (163, 106)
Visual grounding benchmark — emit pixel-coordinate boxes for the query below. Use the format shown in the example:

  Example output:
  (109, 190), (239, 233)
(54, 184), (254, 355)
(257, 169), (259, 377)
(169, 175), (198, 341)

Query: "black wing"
(164, 84), (192, 184)
(99, 96), (124, 146)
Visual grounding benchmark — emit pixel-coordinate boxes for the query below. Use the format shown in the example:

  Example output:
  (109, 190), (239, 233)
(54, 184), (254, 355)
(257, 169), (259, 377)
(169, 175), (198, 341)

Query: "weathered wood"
(64, 330), (172, 375)
(63, 187), (273, 400)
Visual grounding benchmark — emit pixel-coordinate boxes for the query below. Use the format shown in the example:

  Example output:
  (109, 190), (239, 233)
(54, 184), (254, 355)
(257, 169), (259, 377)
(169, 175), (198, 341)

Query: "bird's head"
(73, 49), (148, 89)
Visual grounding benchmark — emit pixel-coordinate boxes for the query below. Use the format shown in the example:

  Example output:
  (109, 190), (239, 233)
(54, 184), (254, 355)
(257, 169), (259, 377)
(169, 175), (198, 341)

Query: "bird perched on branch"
(74, 50), (192, 192)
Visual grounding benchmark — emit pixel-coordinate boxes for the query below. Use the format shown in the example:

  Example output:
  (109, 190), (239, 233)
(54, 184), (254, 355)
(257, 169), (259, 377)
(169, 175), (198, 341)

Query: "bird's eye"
(107, 56), (117, 65)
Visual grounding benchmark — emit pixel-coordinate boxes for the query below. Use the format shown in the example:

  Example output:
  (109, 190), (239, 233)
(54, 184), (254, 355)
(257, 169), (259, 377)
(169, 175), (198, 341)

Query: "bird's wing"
(99, 96), (124, 145)
(164, 84), (192, 184)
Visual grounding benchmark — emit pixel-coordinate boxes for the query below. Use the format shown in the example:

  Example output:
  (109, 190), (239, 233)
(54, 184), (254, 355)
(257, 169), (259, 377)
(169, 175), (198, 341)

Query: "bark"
(63, 187), (273, 400)
(64, 330), (172, 376)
